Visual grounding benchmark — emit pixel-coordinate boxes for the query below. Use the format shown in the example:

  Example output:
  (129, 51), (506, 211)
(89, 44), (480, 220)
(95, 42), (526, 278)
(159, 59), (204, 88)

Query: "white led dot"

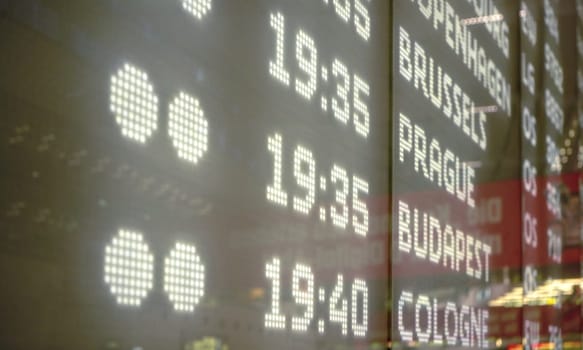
(319, 206), (327, 222)
(164, 242), (205, 312)
(333, 0), (351, 23)
(321, 96), (329, 111)
(168, 92), (209, 165)
(110, 64), (159, 144)
(181, 0), (212, 20)
(104, 229), (154, 307)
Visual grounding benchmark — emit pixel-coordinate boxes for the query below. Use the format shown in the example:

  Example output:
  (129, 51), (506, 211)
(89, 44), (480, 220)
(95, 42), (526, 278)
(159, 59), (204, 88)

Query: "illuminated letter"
(415, 294), (432, 343)
(414, 124), (429, 178)
(399, 27), (413, 81)
(444, 301), (458, 345)
(398, 291), (414, 341)
(429, 139), (442, 187)
(466, 235), (475, 278)
(414, 42), (429, 98)
(460, 305), (470, 347)
(399, 113), (413, 162)
(443, 149), (456, 196)
(398, 200), (412, 253)
(414, 209), (429, 259)
(429, 215), (442, 264)
(455, 230), (465, 272)
(443, 225), (455, 269)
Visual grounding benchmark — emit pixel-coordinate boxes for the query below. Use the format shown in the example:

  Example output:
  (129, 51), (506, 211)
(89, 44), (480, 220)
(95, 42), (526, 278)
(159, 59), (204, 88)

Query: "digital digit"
(546, 136), (561, 173)
(354, 0), (371, 41)
(269, 12), (291, 86)
(546, 182), (561, 219)
(265, 257), (286, 329)
(329, 274), (348, 335)
(353, 74), (370, 138)
(524, 320), (541, 350)
(331, 165), (350, 229)
(333, 0), (351, 23)
(545, 89), (564, 132)
(332, 59), (351, 125)
(352, 175), (369, 236)
(168, 92), (209, 165)
(351, 279), (368, 337)
(110, 63), (159, 144)
(267, 133), (288, 207)
(291, 263), (315, 332)
(163, 242), (205, 312)
(524, 212), (538, 248)
(523, 160), (537, 197)
(524, 265), (538, 295)
(549, 325), (563, 350)
(523, 106), (537, 147)
(104, 229), (155, 307)
(295, 30), (318, 100)
(293, 145), (316, 215)
(547, 227), (562, 264)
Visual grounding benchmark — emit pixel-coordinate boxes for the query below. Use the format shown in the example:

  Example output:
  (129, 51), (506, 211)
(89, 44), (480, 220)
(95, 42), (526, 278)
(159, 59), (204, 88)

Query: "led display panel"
(0, 1), (389, 349)
(392, 1), (522, 348)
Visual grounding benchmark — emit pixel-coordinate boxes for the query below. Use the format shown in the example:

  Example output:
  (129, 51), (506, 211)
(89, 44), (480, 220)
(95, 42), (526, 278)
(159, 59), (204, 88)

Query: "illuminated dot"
(319, 287), (326, 303)
(104, 229), (154, 307)
(318, 319), (325, 334)
(321, 66), (329, 82)
(110, 64), (159, 144)
(164, 242), (205, 313)
(319, 206), (326, 222)
(319, 176), (327, 191)
(168, 92), (209, 165)
(333, 0), (351, 23)
(181, 0), (212, 20)
(321, 96), (328, 111)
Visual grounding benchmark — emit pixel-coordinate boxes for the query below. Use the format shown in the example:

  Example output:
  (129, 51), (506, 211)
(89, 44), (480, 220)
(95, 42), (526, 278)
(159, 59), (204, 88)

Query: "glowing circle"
(104, 229), (154, 307)
(168, 92), (209, 164)
(164, 242), (205, 312)
(110, 64), (159, 144)
(182, 0), (212, 20)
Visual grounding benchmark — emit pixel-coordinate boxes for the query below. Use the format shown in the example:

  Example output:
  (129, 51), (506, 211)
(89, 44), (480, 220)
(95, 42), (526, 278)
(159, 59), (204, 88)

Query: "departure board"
(392, 0), (520, 348)
(0, 1), (389, 349)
